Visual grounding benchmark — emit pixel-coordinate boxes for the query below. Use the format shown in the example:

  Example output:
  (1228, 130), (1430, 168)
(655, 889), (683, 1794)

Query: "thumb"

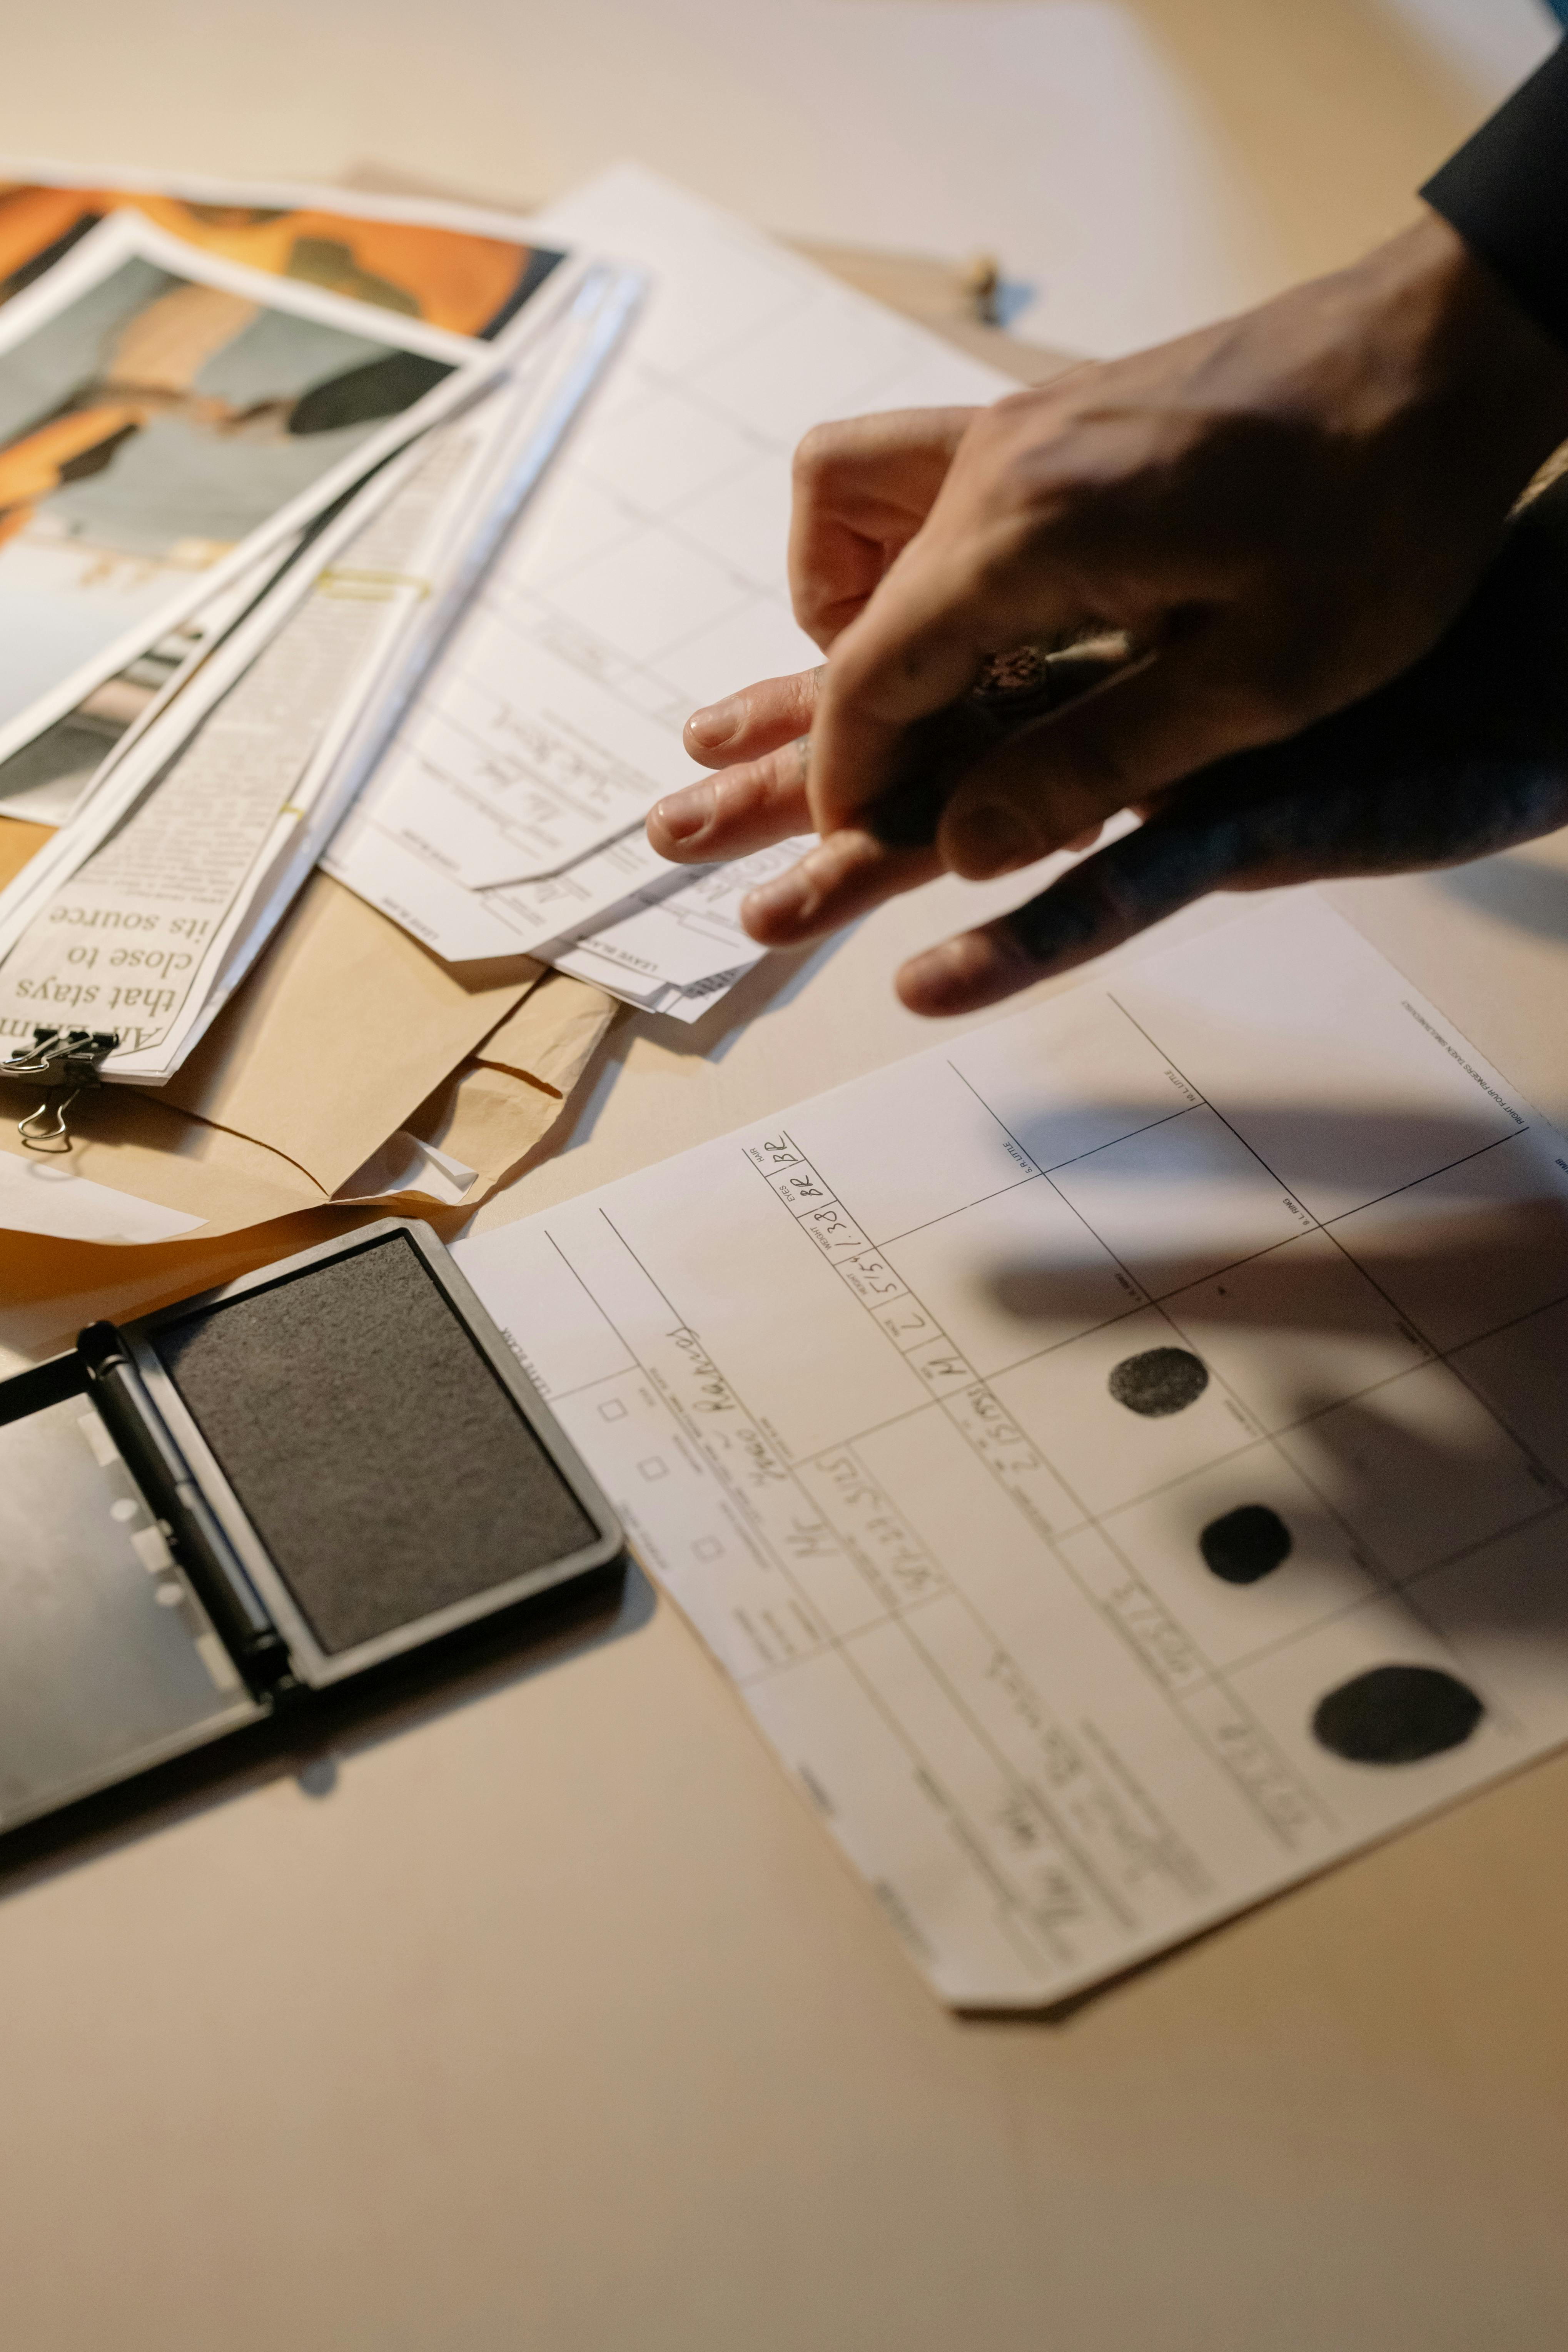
(806, 537), (1094, 836)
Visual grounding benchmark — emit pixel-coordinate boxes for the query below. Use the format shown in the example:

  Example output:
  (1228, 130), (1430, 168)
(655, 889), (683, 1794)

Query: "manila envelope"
(0, 818), (618, 1246)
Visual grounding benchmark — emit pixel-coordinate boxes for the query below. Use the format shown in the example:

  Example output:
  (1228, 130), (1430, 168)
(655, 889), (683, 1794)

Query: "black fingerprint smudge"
(1107, 1347), (1209, 1417)
(1199, 1503), (1292, 1584)
(1311, 1664), (1483, 1766)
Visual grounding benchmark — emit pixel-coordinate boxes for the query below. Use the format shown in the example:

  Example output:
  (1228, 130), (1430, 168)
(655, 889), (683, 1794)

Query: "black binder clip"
(2, 1026), (119, 1153)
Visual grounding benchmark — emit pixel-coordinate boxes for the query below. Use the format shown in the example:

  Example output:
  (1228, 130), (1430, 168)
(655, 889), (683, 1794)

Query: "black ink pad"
(151, 1231), (599, 1658)
(0, 1220), (622, 1836)
(1311, 1663), (1483, 1765)
(1107, 1346), (1209, 1417)
(1199, 1503), (1292, 1585)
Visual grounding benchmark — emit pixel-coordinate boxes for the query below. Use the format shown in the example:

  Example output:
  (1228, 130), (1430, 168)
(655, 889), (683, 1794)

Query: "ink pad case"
(0, 1219), (623, 1835)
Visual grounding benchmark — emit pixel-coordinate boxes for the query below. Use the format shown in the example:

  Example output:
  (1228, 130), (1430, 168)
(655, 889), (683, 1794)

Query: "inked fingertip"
(896, 934), (999, 1017)
(1007, 891), (1100, 965)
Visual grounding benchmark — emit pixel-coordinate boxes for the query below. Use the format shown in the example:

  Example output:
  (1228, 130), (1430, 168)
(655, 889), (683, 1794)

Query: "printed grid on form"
(461, 896), (1568, 2006)
(326, 169), (1012, 1010)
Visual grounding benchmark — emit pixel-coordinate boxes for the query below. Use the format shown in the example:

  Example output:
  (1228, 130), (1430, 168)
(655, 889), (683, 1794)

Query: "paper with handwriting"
(460, 895), (1568, 2006)
(327, 167), (1014, 1018)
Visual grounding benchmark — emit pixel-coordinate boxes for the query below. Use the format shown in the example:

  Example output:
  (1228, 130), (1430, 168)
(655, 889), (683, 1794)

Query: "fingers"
(932, 635), (1292, 879)
(897, 790), (1267, 1017)
(899, 648), (1568, 1018)
(804, 529), (1096, 838)
(789, 408), (977, 649)
(648, 734), (812, 864)
(741, 828), (942, 948)
(859, 631), (1134, 851)
(683, 666), (823, 769)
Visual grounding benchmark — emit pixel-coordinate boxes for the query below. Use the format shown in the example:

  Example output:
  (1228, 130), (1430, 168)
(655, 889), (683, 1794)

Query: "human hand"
(651, 403), (992, 943)
(650, 463), (1568, 1013)
(802, 212), (1568, 868)
(651, 408), (1118, 941)
(651, 211), (1568, 1007)
(782, 404), (980, 654)
(670, 404), (979, 783)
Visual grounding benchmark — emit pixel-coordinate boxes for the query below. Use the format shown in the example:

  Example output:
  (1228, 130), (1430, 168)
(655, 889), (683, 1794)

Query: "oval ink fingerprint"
(1107, 1347), (1208, 1418)
(1312, 1663), (1483, 1766)
(1199, 1503), (1292, 1585)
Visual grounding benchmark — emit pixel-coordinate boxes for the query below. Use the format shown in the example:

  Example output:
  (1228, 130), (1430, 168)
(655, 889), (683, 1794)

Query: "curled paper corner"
(334, 1131), (479, 1207)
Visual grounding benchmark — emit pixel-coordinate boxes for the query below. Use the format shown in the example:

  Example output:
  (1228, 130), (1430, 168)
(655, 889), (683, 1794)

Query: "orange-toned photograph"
(0, 181), (561, 340)
(0, 211), (493, 756)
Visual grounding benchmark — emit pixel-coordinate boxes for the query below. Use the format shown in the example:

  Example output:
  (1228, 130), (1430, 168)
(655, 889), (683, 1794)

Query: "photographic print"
(0, 175), (564, 339)
(0, 210), (495, 765)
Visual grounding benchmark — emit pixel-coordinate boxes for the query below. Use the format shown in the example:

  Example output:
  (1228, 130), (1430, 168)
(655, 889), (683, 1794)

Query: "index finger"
(683, 665), (823, 768)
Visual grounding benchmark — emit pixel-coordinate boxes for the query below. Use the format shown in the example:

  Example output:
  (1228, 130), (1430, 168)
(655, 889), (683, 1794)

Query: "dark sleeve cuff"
(1423, 40), (1568, 351)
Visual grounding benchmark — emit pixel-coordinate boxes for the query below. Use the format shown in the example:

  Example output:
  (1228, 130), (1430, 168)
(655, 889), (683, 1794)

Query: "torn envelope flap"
(0, 1073), (323, 1241)
(406, 975), (621, 1200)
(0, 970), (618, 1243)
(409, 1058), (579, 1204)
(0, 851), (609, 1243)
(334, 1131), (479, 1207)
(470, 969), (619, 1095)
(160, 874), (545, 1197)
(0, 823), (548, 1206)
(0, 1056), (541, 1241)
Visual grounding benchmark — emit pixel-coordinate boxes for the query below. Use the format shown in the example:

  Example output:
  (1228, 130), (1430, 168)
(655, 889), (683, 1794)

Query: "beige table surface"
(4, 847), (1568, 2352)
(5, 281), (1568, 2352)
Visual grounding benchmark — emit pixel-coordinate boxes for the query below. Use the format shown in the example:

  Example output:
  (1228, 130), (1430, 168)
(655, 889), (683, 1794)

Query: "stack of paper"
(324, 168), (1023, 1021)
(0, 169), (640, 1081)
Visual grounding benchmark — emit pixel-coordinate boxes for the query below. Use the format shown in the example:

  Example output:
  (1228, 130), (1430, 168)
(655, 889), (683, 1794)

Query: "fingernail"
(744, 866), (814, 934)
(947, 801), (1037, 878)
(686, 696), (743, 750)
(653, 781), (715, 844)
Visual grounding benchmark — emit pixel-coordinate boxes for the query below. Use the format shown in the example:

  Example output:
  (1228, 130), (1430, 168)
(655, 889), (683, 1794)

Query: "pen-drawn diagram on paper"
(463, 896), (1568, 2006)
(365, 180), (975, 890)
(327, 169), (1012, 1009)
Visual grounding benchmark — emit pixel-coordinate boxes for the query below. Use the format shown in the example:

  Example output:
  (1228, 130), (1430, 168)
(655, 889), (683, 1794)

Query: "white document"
(542, 838), (808, 1017)
(0, 263), (639, 1081)
(0, 1146), (203, 1244)
(327, 167), (1016, 1007)
(0, 208), (497, 771)
(459, 894), (1568, 2008)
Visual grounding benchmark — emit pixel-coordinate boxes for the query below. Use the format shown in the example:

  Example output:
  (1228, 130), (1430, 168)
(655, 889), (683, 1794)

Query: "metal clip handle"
(17, 1089), (81, 1153)
(3, 1027), (119, 1153)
